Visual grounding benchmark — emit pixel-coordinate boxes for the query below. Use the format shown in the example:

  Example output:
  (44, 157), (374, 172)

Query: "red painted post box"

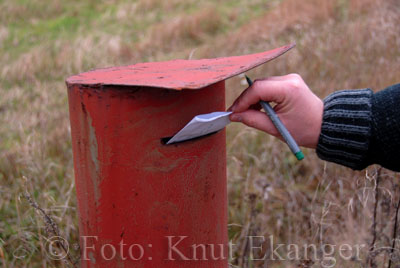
(65, 44), (294, 267)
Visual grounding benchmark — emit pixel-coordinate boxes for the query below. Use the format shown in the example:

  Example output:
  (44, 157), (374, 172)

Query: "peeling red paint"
(66, 44), (294, 267)
(66, 44), (295, 90)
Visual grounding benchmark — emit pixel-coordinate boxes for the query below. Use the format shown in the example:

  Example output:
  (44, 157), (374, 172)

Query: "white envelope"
(167, 111), (232, 144)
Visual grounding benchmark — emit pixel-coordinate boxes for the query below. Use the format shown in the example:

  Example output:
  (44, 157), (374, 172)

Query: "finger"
(231, 80), (287, 113)
(228, 76), (286, 111)
(228, 100), (261, 112)
(229, 110), (280, 137)
(249, 102), (262, 111)
(253, 75), (287, 81)
(228, 74), (294, 111)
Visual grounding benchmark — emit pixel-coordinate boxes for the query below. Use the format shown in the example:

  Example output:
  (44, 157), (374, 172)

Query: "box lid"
(66, 43), (295, 90)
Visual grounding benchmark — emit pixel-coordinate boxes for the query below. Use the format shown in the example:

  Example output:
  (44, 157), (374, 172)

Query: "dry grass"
(0, 0), (399, 267)
(140, 6), (223, 55)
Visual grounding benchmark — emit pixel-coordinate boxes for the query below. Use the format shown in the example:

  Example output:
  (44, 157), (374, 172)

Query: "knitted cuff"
(316, 89), (373, 170)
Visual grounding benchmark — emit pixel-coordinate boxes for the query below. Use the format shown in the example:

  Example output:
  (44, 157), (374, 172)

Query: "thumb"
(230, 110), (280, 137)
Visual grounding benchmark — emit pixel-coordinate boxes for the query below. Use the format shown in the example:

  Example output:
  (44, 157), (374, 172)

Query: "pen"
(245, 75), (304, 161)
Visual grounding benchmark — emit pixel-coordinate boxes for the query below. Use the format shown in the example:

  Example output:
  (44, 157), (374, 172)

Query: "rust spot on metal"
(88, 252), (96, 264)
(66, 44), (295, 90)
(86, 112), (102, 204)
(88, 114), (100, 175)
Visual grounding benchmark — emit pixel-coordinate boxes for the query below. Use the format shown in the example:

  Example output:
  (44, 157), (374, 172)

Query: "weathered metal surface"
(68, 83), (228, 267)
(66, 43), (295, 90)
(66, 44), (294, 267)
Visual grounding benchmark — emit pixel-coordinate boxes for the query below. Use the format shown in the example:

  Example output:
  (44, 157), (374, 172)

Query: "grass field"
(1, 0), (399, 267)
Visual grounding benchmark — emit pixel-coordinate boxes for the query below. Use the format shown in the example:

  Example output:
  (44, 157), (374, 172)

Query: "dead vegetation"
(141, 6), (223, 55)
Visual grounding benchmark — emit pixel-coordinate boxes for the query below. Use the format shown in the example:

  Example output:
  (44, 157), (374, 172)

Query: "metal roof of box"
(66, 43), (295, 90)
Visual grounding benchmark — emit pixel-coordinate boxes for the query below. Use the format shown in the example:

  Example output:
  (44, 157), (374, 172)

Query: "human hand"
(229, 74), (323, 149)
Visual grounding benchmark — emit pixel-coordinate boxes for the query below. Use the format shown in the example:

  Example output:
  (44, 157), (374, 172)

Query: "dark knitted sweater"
(316, 83), (400, 172)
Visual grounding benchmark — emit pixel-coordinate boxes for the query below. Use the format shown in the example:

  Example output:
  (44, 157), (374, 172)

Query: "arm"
(318, 83), (400, 171)
(229, 74), (400, 172)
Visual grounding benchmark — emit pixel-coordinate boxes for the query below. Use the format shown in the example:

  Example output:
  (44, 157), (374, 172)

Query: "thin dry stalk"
(0, 246), (4, 268)
(388, 194), (400, 268)
(367, 168), (382, 267)
(238, 194), (258, 267)
(23, 190), (78, 267)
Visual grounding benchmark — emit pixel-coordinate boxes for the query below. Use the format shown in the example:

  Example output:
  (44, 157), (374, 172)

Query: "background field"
(0, 0), (399, 267)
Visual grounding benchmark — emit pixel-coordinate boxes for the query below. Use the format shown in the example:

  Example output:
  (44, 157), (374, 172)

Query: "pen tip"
(245, 75), (252, 86)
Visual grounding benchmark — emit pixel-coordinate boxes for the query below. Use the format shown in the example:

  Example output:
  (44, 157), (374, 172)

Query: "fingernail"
(230, 114), (242, 122)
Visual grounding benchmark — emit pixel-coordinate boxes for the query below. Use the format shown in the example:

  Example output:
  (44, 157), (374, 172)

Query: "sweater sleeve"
(316, 83), (400, 172)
